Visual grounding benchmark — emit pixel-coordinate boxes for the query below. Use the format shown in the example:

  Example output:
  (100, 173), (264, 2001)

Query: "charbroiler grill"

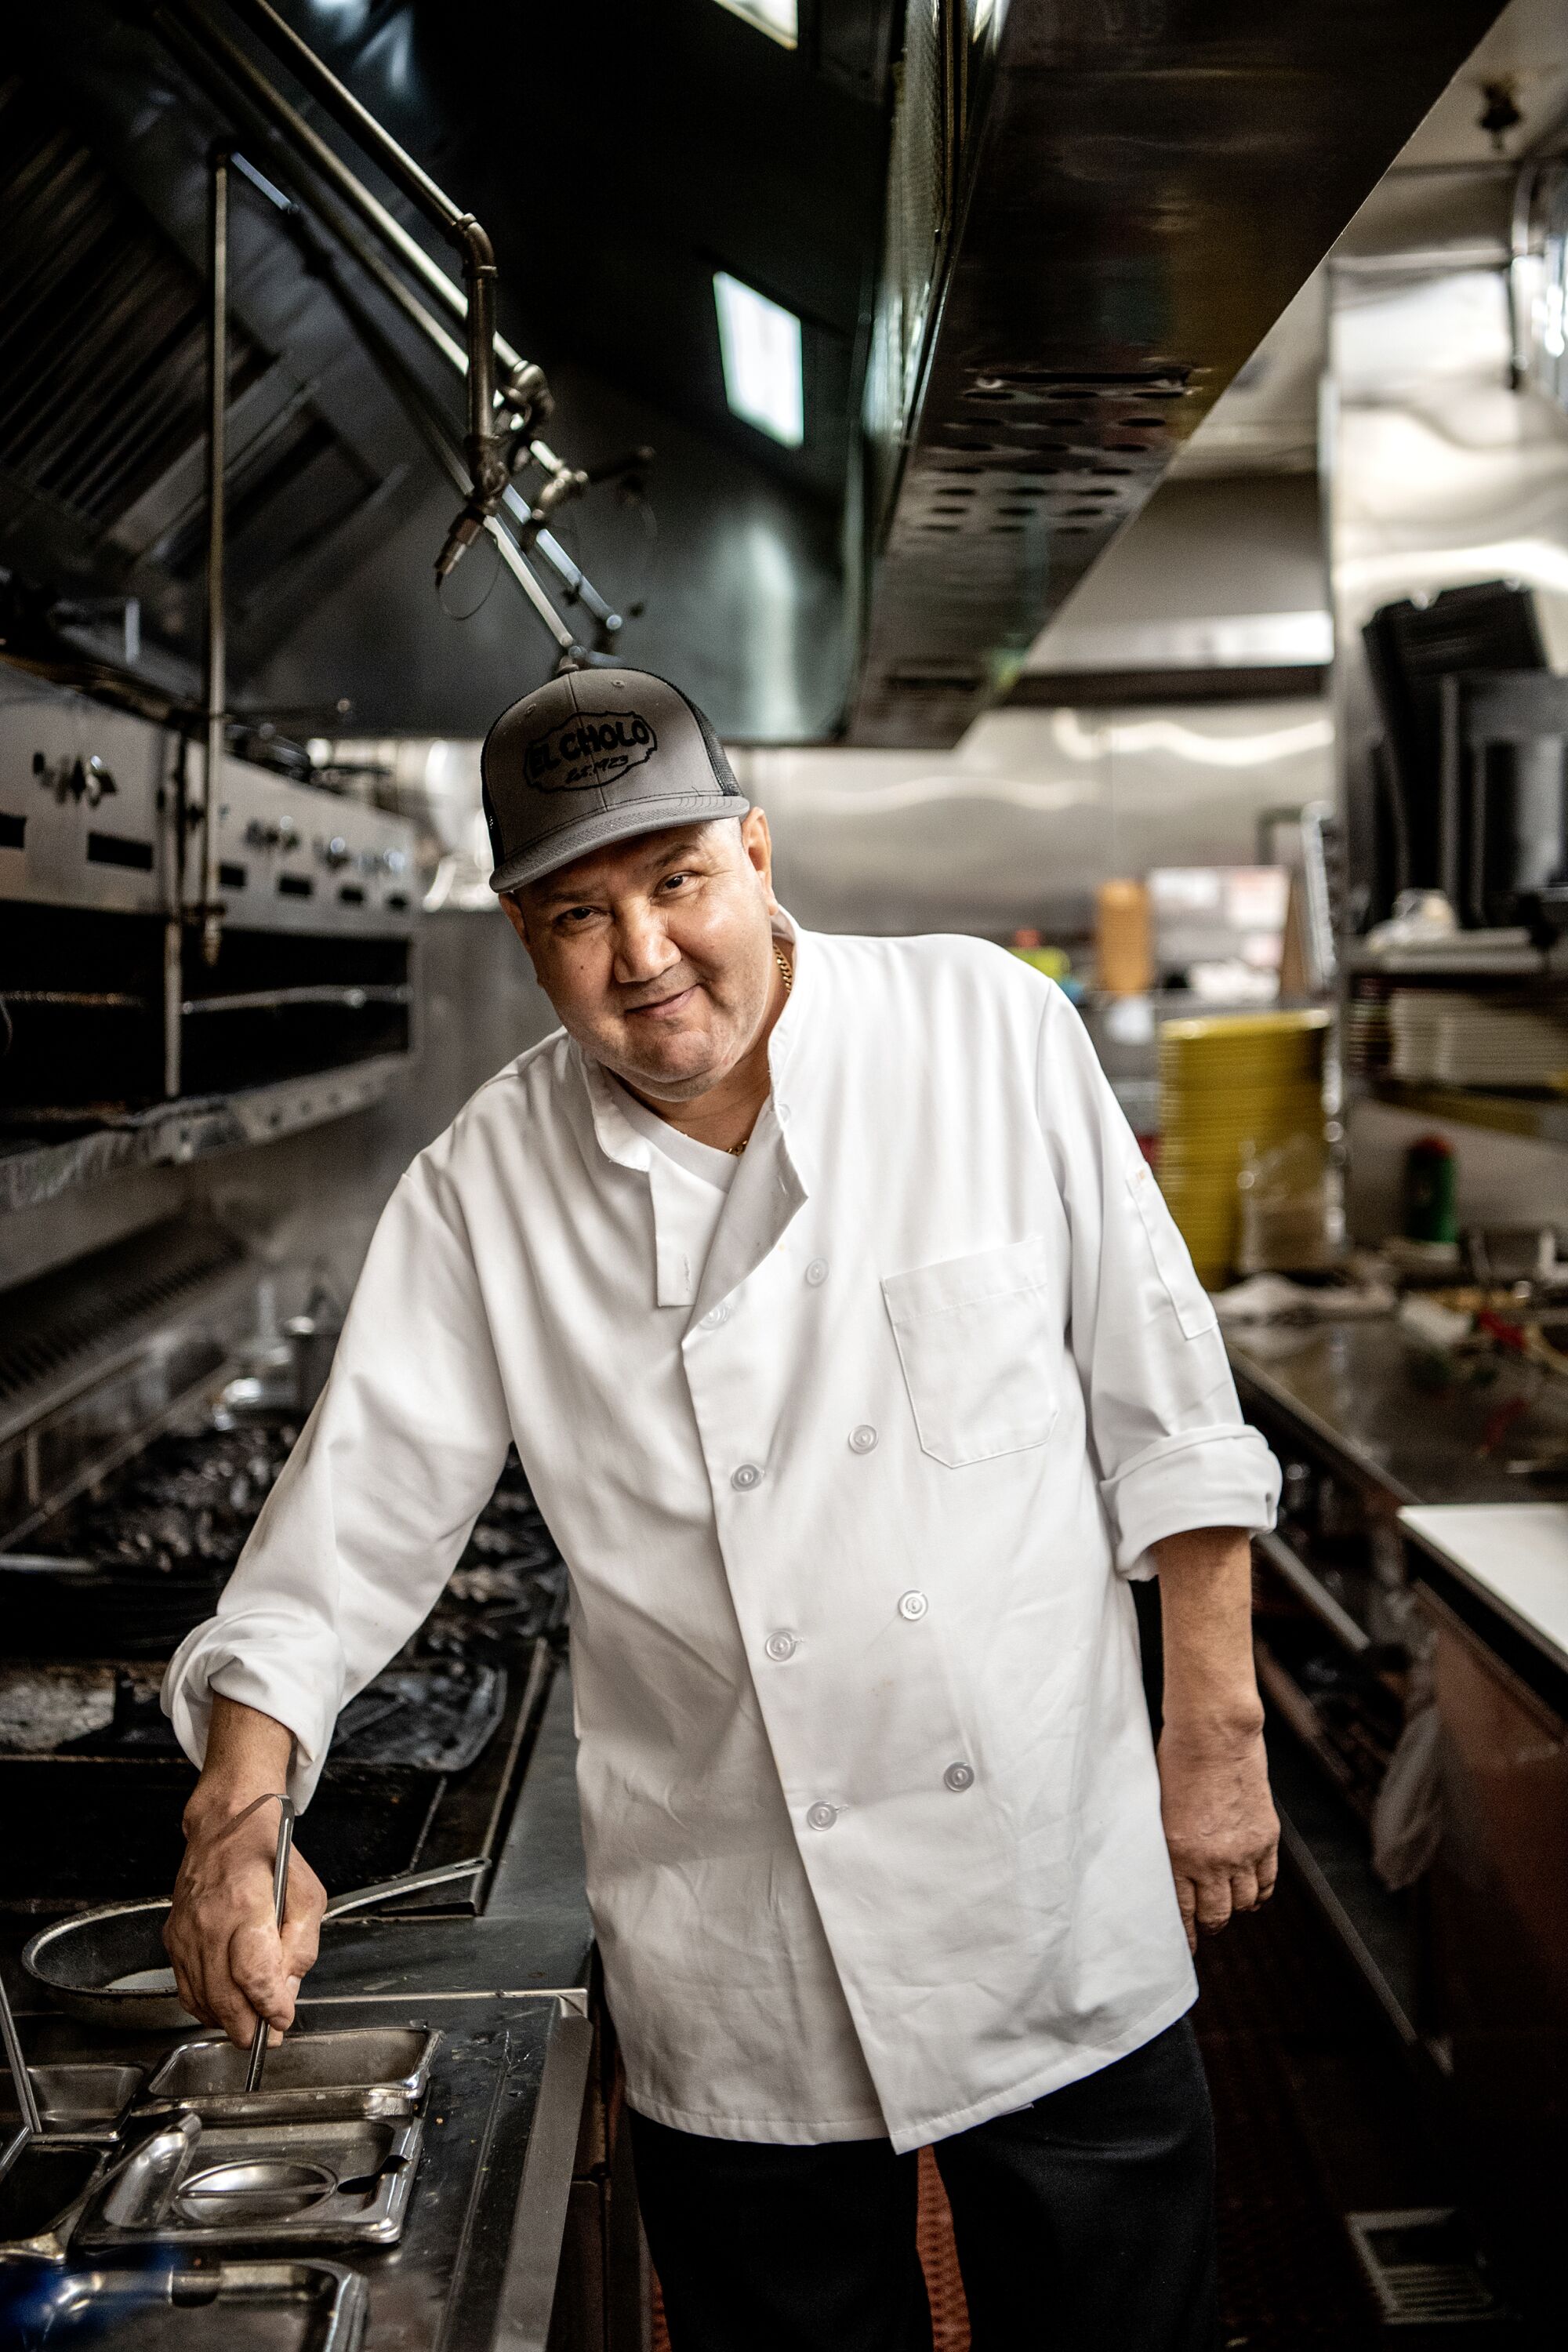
(0, 1219), (567, 1911)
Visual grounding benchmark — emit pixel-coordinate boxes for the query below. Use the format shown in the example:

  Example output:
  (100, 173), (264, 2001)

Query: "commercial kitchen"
(3, 1), (1568, 2346)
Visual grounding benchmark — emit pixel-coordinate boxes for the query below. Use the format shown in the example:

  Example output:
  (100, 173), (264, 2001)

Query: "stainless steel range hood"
(850, 0), (1512, 747)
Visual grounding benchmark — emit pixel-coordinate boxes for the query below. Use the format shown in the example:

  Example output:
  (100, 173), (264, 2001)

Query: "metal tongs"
(245, 1791), (296, 2094)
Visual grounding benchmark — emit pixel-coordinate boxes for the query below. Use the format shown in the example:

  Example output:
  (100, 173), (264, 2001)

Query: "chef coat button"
(898, 1591), (928, 1622)
(777, 1101), (793, 1123)
(702, 1302), (731, 1329)
(765, 1632), (797, 1662)
(731, 1462), (763, 1491)
(849, 1425), (878, 1454)
(806, 1801), (837, 1831)
(943, 1761), (975, 1794)
(805, 1258), (829, 1287)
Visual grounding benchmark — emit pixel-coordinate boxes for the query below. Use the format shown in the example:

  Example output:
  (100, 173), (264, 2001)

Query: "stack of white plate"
(1388, 989), (1568, 1087)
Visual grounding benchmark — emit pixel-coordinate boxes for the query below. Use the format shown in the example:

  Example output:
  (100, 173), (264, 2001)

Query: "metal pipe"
(437, 212), (507, 581)
(187, 64), (616, 630)
(156, 4), (470, 344)
(317, 213), (606, 617)
(243, 171), (574, 647)
(224, 0), (466, 234)
(527, 512), (623, 634)
(201, 146), (230, 971)
(156, 0), (544, 423)
(154, 2), (557, 581)
(220, 0), (517, 557)
(165, 742), (184, 1098)
(261, 178), (615, 622)
(162, 931), (181, 1102)
(181, 984), (413, 1014)
(263, 164), (470, 379)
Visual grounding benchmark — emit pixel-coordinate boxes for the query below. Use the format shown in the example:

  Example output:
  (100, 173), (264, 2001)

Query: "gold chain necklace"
(724, 947), (793, 1157)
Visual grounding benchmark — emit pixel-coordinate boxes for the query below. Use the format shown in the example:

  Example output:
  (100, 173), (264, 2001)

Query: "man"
(164, 666), (1280, 2352)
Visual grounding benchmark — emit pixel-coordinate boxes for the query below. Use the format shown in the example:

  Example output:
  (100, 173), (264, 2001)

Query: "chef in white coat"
(164, 665), (1281, 2352)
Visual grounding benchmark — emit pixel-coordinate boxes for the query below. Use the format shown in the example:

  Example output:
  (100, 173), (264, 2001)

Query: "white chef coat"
(164, 917), (1279, 2154)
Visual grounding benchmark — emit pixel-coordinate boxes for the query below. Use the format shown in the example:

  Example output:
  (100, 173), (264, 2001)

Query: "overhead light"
(713, 0), (797, 46)
(713, 272), (804, 447)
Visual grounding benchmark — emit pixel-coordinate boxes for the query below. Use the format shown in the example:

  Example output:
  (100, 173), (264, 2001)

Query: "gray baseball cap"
(482, 666), (750, 895)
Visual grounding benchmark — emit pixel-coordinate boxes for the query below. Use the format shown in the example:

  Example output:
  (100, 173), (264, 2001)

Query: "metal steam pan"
(3, 2259), (368, 2351)
(1, 2064), (143, 2140)
(73, 2108), (423, 2252)
(140, 2027), (438, 2125)
(0, 2138), (108, 2263)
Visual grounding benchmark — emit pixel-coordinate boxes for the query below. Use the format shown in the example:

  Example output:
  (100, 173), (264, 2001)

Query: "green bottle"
(1403, 1134), (1457, 1244)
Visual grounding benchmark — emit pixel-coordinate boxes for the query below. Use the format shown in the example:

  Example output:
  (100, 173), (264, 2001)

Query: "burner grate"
(0, 1218), (244, 1417)
(1345, 2210), (1504, 2328)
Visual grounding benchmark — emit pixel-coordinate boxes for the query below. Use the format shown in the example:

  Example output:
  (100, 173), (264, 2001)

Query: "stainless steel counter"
(1399, 1504), (1568, 1677)
(9, 1993), (588, 2351)
(292, 1671), (593, 2013)
(1229, 1317), (1568, 1512)
(1228, 1314), (1568, 2328)
(2, 1669), (597, 2352)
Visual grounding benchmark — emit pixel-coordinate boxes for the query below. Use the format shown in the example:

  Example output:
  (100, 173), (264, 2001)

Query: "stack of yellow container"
(1157, 1010), (1330, 1290)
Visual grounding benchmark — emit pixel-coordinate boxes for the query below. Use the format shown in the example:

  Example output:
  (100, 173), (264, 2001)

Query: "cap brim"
(489, 794), (751, 895)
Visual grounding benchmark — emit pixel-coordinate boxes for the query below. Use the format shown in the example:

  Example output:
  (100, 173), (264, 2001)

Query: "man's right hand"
(163, 1697), (328, 2050)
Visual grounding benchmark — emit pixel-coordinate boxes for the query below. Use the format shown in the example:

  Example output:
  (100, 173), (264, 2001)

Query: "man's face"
(501, 810), (780, 1101)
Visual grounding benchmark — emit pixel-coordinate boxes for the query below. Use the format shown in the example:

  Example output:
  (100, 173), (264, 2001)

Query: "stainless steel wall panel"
(746, 697), (1333, 938)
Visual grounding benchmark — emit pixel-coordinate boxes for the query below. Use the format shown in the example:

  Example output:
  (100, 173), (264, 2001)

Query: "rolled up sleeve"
(1037, 987), (1279, 1577)
(162, 1153), (512, 1806)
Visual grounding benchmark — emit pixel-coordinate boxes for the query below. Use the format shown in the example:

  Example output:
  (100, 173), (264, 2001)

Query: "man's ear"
(499, 892), (541, 978)
(741, 807), (777, 908)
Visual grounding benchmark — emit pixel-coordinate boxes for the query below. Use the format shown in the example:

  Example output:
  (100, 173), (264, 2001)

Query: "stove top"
(2, 1429), (565, 1667)
(0, 1427), (568, 1907)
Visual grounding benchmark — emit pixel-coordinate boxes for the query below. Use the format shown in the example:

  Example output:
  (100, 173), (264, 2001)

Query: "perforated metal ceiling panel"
(849, 0), (1513, 746)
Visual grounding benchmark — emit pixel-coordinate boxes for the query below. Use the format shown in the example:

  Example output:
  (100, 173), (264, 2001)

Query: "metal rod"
(239, 145), (470, 379)
(156, 0), (543, 415)
(162, 916), (183, 1098)
(232, 165), (571, 644)
(155, 5), (470, 342)
(154, 2), (554, 581)
(245, 1792), (296, 2095)
(215, 100), (616, 628)
(200, 147), (230, 971)
(241, 173), (573, 647)
(485, 526), (578, 648)
(0, 1958), (44, 2140)
(224, 0), (466, 234)
(181, 983), (412, 1014)
(531, 517), (622, 633)
(251, 169), (607, 623)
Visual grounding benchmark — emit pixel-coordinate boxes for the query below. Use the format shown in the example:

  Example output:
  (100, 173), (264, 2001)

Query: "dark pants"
(630, 2017), (1218, 2352)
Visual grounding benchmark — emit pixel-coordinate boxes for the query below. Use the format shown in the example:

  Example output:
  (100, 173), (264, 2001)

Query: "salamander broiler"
(1, 677), (419, 1131)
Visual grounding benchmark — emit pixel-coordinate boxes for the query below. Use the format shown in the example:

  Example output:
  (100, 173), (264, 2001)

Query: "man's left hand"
(1157, 1721), (1279, 1951)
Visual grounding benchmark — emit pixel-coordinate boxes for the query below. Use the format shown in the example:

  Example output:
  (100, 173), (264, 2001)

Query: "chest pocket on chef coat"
(882, 1236), (1059, 1468)
(1126, 1157), (1218, 1339)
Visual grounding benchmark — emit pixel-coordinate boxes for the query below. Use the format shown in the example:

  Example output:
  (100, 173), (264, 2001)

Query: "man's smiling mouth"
(626, 985), (699, 1020)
